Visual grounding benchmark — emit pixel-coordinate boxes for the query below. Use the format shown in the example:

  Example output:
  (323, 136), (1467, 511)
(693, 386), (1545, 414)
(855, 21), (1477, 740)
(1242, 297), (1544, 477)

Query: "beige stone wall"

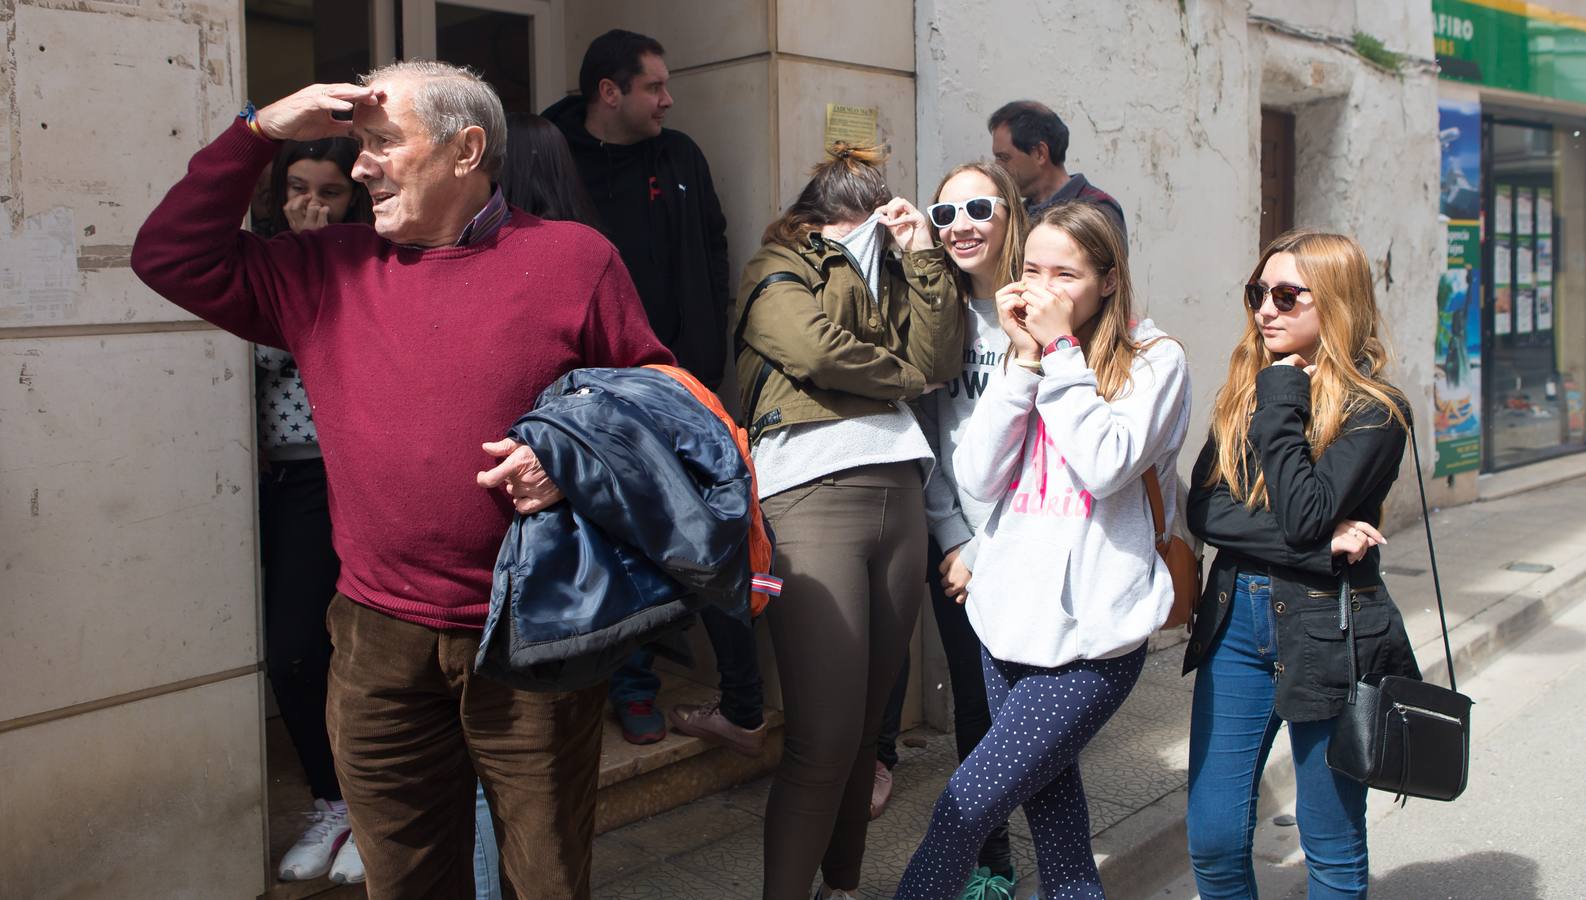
(0, 3), (265, 898)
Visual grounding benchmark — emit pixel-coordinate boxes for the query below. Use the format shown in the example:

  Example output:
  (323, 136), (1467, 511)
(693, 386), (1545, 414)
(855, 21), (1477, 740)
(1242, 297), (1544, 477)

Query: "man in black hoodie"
(545, 29), (731, 390)
(547, 29), (765, 756)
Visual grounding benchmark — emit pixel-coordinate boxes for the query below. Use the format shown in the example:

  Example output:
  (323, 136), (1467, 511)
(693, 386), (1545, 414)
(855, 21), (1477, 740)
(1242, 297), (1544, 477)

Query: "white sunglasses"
(927, 196), (1006, 229)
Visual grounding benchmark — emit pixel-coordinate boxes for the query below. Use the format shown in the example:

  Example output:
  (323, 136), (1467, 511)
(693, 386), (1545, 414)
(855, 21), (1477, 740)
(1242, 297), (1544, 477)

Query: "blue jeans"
(473, 781), (502, 900)
(1186, 572), (1369, 899)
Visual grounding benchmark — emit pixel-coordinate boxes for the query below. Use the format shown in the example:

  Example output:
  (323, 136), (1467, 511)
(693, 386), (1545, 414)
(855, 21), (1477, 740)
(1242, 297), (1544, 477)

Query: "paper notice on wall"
(1495, 185), (1513, 235)
(1538, 188), (1554, 236)
(1539, 238), (1554, 281)
(1518, 190), (1534, 235)
(824, 104), (879, 150)
(1538, 284), (1554, 330)
(1517, 288), (1535, 334)
(1518, 242), (1535, 287)
(0, 207), (80, 324)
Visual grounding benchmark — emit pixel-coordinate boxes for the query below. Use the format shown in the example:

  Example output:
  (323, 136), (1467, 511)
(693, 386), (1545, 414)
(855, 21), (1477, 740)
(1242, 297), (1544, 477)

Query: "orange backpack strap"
(646, 365), (781, 615)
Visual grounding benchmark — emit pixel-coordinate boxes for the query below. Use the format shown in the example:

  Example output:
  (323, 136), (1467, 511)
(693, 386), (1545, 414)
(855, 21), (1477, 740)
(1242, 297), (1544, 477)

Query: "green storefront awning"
(1435, 0), (1586, 104)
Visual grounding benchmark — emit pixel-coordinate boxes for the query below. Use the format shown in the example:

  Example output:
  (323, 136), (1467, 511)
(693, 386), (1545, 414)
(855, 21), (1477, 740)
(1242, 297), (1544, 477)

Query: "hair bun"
(825, 141), (889, 167)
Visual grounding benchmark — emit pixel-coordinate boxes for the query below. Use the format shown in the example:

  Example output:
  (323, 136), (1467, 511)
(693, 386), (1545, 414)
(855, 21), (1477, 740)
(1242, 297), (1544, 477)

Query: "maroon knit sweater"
(132, 119), (673, 629)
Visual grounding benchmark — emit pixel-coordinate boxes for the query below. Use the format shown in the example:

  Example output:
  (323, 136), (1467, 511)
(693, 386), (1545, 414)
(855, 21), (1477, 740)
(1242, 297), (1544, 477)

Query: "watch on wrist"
(1042, 335), (1080, 356)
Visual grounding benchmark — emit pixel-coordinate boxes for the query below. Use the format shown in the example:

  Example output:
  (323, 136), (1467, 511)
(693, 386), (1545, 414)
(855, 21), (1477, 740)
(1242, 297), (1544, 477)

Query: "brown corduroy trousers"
(324, 594), (605, 900)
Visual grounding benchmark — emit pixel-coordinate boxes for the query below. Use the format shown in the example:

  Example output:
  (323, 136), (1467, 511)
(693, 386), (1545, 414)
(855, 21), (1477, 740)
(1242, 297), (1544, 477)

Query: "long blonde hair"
(930, 161), (1029, 299)
(1207, 230), (1408, 507)
(1029, 202), (1150, 402)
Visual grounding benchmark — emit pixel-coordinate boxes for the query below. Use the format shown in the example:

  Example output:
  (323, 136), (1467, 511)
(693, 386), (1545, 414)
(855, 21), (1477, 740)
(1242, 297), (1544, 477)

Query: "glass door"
(1484, 113), (1586, 470)
(400, 0), (563, 114)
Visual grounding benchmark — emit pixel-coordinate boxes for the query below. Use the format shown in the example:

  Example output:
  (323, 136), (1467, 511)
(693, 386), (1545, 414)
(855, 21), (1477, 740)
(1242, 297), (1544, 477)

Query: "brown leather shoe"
(667, 698), (766, 757)
(870, 760), (894, 819)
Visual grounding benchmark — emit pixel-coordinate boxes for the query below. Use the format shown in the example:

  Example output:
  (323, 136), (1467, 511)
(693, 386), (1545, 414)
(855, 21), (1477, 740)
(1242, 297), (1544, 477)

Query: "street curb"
(1091, 552), (1586, 900)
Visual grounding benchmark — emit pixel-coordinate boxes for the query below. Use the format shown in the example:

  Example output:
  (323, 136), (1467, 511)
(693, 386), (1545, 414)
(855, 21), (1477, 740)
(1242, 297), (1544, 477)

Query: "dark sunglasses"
(927, 196), (1005, 229)
(1244, 282), (1311, 313)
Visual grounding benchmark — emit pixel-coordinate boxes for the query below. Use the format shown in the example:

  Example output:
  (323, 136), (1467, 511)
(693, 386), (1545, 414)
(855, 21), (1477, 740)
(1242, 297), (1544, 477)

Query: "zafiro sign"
(1432, 0), (1586, 104)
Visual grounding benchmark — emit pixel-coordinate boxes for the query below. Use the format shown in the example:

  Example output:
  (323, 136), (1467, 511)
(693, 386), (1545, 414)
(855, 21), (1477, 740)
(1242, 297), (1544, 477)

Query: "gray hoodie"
(952, 319), (1191, 668)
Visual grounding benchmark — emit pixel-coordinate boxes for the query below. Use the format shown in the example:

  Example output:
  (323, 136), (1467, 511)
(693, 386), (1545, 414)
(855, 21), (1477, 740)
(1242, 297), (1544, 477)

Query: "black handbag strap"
(1407, 419), (1458, 694)
(1341, 417), (1458, 700)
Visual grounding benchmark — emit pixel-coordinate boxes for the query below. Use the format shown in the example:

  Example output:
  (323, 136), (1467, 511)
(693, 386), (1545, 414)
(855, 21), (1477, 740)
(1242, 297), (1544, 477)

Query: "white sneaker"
(277, 798), (351, 881)
(328, 833), (366, 885)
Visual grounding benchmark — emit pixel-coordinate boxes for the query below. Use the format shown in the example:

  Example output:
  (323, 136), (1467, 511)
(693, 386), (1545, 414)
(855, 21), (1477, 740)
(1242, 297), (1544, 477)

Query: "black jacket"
(546, 96), (732, 389)
(1182, 365), (1421, 722)
(474, 367), (756, 692)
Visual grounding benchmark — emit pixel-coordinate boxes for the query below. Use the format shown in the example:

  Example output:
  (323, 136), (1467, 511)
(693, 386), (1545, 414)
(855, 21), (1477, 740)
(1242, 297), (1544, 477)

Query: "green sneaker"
(957, 865), (1016, 900)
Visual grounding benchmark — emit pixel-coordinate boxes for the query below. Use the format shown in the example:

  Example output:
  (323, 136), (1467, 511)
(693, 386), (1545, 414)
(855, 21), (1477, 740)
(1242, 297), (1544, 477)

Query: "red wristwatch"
(1042, 335), (1080, 356)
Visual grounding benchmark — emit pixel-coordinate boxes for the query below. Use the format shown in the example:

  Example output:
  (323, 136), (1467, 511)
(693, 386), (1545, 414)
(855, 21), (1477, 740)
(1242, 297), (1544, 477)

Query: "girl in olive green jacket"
(734, 144), (963, 900)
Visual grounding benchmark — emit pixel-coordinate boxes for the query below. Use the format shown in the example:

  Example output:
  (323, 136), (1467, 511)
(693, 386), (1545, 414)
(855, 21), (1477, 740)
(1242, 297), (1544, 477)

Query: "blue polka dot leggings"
(895, 643), (1146, 899)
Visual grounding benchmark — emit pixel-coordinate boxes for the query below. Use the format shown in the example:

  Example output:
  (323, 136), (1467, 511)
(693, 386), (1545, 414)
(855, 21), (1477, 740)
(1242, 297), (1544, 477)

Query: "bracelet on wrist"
(1012, 357), (1043, 372)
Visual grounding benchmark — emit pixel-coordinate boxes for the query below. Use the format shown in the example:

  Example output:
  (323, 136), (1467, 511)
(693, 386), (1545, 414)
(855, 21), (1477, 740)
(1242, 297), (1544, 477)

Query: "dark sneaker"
(615, 699), (666, 745)
(869, 760), (894, 819)
(667, 698), (766, 757)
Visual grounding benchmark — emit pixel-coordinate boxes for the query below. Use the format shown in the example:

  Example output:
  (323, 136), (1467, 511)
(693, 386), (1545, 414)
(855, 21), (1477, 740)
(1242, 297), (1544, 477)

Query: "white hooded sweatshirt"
(952, 319), (1191, 669)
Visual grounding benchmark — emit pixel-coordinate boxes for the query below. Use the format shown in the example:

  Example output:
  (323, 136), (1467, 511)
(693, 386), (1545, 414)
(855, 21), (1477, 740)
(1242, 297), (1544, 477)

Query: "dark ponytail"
(761, 142), (891, 248)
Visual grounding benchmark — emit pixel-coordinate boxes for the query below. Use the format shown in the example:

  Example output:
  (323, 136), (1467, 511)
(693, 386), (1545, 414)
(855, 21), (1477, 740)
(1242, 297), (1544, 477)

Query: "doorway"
(242, 2), (561, 892)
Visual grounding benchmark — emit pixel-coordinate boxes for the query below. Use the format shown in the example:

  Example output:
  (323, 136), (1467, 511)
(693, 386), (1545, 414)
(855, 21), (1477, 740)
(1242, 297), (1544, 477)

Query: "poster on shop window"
(1517, 242), (1535, 334)
(1435, 96), (1483, 476)
(1494, 240), (1512, 337)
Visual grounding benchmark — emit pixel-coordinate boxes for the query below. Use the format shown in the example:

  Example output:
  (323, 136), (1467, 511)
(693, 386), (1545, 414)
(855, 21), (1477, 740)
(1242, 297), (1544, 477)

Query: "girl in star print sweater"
(252, 137), (373, 885)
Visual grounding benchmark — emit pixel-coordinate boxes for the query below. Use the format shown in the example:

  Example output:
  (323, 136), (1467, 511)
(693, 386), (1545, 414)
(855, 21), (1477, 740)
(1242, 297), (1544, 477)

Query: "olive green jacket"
(733, 234), (963, 441)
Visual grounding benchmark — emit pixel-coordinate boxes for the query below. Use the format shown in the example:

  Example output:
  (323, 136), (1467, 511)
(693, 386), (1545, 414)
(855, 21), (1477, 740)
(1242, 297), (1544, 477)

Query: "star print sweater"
(132, 118), (673, 629)
(256, 346), (322, 461)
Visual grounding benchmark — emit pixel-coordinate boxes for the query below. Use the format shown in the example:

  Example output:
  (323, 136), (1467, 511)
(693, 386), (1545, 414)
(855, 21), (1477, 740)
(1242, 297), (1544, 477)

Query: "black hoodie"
(546, 95), (731, 389)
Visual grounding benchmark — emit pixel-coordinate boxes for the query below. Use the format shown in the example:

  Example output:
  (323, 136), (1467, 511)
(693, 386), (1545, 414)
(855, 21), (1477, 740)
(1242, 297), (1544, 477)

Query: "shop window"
(1260, 109), (1296, 251)
(1485, 115), (1586, 470)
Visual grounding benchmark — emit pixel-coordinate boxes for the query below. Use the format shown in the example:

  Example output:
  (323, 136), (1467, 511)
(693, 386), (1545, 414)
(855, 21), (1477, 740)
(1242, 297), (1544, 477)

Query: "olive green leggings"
(760, 462), (927, 898)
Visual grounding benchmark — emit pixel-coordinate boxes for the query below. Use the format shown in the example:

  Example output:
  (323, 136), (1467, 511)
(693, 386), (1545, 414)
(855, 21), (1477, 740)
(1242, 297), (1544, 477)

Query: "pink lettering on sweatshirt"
(1006, 418), (1092, 518)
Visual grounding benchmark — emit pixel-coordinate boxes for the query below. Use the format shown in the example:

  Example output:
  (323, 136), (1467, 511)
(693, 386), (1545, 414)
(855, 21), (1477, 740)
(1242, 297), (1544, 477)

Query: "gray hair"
(360, 60), (507, 179)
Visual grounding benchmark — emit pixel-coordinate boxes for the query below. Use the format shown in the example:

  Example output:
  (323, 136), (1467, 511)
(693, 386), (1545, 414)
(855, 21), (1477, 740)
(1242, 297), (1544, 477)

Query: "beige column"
(0, 4), (266, 897)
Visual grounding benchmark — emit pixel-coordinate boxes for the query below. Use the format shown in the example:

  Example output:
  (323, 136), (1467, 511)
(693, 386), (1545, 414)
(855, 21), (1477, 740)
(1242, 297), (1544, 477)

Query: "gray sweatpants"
(760, 462), (927, 898)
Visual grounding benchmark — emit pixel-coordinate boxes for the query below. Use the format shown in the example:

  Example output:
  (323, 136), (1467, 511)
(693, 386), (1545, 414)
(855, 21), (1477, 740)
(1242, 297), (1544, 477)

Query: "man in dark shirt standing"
(547, 29), (766, 756)
(988, 100), (1127, 240)
(546, 29), (731, 388)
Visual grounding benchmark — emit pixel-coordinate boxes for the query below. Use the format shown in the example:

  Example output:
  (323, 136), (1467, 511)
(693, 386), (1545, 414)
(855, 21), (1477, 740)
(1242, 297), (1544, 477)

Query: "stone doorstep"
(1086, 557), (1586, 900)
(595, 672), (784, 834)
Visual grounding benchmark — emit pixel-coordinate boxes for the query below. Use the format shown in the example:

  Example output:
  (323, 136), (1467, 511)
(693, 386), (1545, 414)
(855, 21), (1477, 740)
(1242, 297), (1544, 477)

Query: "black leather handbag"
(1326, 422), (1473, 803)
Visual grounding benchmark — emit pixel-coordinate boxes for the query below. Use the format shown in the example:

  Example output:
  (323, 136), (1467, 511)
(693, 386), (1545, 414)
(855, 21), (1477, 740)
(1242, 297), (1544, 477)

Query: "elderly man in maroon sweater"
(132, 62), (672, 900)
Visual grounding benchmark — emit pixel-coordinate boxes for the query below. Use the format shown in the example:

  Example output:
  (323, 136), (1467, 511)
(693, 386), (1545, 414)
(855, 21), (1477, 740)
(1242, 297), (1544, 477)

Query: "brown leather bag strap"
(1142, 466), (1167, 545)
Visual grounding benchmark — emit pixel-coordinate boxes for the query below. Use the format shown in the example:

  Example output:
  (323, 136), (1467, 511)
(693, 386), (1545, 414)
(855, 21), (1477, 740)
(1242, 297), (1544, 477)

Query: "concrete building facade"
(0, 0), (1573, 896)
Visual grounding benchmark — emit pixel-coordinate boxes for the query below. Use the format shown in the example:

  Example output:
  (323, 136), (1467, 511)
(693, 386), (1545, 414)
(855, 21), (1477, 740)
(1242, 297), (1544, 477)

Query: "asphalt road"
(1152, 591), (1586, 899)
